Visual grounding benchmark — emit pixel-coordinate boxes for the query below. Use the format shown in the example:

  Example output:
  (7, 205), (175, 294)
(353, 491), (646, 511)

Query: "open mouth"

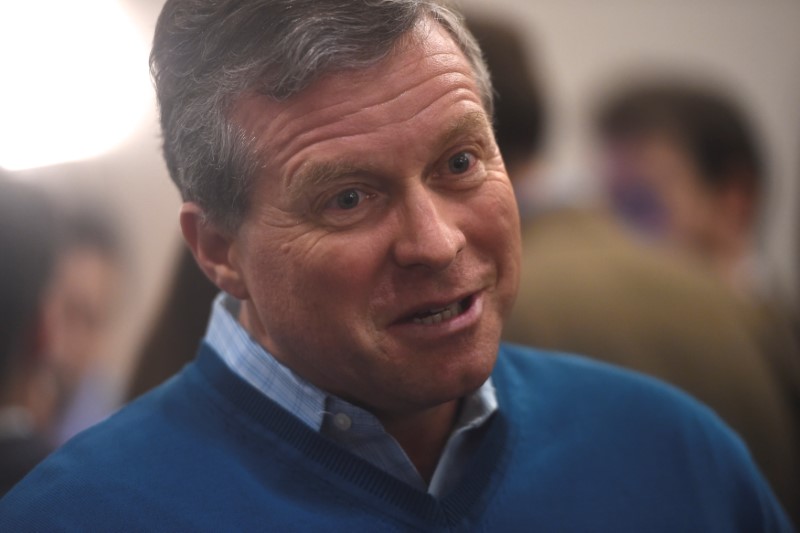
(409, 295), (474, 325)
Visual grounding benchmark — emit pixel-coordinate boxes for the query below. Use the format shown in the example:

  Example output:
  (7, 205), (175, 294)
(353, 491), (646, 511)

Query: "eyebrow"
(286, 110), (493, 203)
(434, 110), (493, 155)
(286, 160), (366, 205)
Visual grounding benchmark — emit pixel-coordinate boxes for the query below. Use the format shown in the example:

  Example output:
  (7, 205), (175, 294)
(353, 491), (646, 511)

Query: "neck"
(238, 301), (463, 483)
(378, 400), (461, 483)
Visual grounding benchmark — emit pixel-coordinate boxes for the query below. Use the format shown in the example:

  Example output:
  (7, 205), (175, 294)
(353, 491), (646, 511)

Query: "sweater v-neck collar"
(191, 342), (513, 528)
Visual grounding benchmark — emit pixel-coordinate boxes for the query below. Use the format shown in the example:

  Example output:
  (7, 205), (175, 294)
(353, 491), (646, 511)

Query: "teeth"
(412, 300), (464, 325)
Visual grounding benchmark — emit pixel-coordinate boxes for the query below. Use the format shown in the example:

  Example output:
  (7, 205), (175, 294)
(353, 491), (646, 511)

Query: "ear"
(179, 203), (249, 300)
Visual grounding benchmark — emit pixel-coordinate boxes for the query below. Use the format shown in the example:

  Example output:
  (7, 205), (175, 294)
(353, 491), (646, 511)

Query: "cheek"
(269, 230), (388, 312)
(476, 179), (521, 250)
(467, 180), (521, 293)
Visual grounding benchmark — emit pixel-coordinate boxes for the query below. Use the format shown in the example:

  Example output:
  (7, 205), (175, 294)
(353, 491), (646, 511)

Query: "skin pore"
(181, 20), (521, 482)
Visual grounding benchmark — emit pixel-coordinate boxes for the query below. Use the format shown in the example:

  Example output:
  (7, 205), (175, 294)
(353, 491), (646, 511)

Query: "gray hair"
(150, 0), (493, 233)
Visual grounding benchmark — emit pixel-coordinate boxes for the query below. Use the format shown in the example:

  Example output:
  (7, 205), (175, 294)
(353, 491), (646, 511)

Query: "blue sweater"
(0, 343), (793, 531)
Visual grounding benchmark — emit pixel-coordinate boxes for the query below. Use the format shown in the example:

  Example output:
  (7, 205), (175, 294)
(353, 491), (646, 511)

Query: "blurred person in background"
(0, 173), (124, 496)
(47, 206), (124, 444)
(594, 80), (800, 502)
(594, 81), (772, 299)
(468, 16), (800, 521)
(0, 176), (60, 496)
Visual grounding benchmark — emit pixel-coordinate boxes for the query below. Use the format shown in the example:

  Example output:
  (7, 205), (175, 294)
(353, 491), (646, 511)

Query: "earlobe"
(179, 203), (249, 299)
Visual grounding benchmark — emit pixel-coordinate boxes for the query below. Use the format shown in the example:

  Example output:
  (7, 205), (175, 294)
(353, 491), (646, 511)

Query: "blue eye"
(448, 152), (474, 174)
(335, 189), (362, 210)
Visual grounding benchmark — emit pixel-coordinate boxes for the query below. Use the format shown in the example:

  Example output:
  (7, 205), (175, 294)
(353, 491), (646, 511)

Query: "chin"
(428, 350), (497, 406)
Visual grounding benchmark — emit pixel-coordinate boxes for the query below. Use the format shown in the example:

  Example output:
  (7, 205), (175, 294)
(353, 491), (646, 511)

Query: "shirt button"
(333, 413), (352, 431)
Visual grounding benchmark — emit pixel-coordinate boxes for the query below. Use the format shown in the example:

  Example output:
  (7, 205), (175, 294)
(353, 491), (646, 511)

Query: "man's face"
(46, 246), (119, 392)
(602, 135), (723, 255)
(638, 136), (729, 255)
(228, 22), (520, 415)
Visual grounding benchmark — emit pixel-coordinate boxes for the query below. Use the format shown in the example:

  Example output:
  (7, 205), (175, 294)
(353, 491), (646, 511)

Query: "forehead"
(232, 21), (486, 176)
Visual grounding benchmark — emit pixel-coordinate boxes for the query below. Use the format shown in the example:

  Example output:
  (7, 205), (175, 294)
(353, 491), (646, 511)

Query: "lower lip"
(390, 292), (484, 337)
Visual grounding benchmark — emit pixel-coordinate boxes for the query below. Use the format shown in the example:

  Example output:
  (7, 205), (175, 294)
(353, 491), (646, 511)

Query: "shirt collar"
(205, 292), (328, 430)
(205, 293), (497, 454)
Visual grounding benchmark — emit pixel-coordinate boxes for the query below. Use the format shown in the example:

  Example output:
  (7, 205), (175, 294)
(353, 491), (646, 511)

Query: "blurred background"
(1, 0), (799, 506)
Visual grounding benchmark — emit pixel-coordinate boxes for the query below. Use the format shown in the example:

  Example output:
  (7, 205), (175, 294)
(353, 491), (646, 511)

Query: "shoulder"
(0, 369), (218, 529)
(494, 342), (738, 439)
(492, 343), (792, 531)
(495, 342), (691, 398)
(0, 349), (316, 530)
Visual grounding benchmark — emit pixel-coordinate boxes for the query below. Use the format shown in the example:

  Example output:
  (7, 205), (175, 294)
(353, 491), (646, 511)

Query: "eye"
(318, 187), (382, 227)
(334, 188), (363, 210)
(448, 151), (474, 174)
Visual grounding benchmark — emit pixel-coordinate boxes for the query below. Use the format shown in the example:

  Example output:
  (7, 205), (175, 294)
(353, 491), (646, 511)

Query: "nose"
(391, 186), (466, 270)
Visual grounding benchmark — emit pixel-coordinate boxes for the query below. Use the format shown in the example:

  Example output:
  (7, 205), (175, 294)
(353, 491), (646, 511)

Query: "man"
(0, 176), (60, 496)
(593, 81), (800, 518)
(0, 1), (793, 530)
(0, 178), (123, 495)
(594, 81), (768, 298)
(46, 207), (123, 444)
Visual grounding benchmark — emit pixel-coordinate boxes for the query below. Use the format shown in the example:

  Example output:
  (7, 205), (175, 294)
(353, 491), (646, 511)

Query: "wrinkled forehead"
(231, 20), (486, 167)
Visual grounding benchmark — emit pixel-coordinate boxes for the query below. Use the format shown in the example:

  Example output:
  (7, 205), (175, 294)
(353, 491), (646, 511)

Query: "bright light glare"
(0, 1), (151, 171)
